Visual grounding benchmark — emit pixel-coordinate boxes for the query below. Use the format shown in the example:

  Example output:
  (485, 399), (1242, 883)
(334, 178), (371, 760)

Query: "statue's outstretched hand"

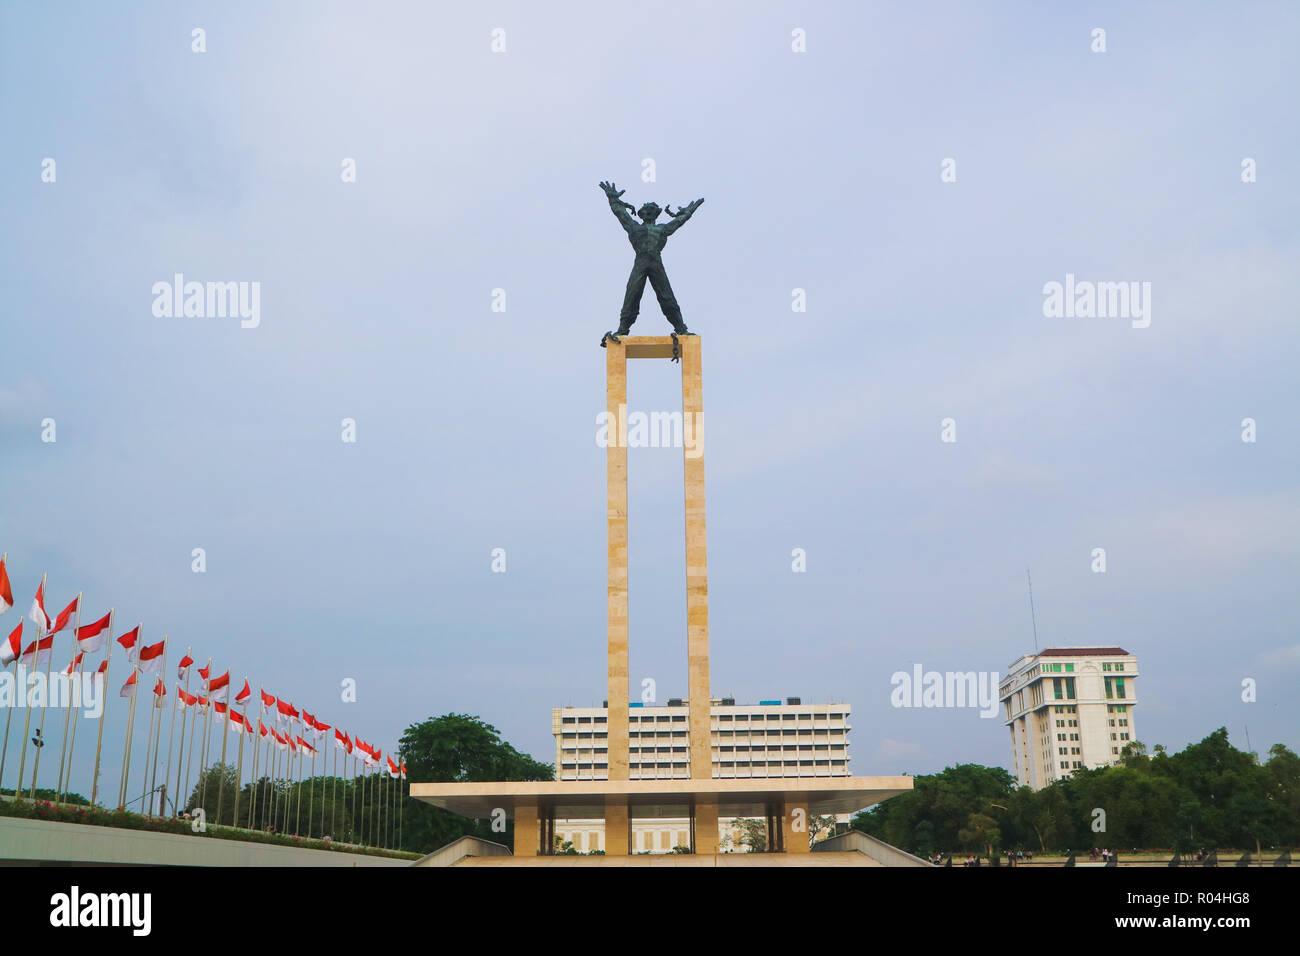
(599, 181), (625, 199)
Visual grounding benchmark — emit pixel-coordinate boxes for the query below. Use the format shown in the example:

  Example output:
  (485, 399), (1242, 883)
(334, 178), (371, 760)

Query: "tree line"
(851, 728), (1300, 856)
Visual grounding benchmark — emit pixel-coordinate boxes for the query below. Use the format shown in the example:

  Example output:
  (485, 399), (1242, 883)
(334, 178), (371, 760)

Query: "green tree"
(397, 713), (553, 853)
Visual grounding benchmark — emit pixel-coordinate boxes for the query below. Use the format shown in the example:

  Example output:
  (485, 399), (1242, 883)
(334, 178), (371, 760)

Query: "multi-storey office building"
(552, 697), (851, 852)
(999, 647), (1138, 790)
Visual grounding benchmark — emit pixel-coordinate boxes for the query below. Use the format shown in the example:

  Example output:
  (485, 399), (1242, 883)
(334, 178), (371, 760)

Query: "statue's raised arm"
(599, 181), (636, 233)
(663, 198), (704, 236)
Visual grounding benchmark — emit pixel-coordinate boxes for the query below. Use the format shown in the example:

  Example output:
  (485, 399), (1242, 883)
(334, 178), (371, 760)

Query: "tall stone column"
(606, 340), (630, 782)
(680, 336), (712, 780)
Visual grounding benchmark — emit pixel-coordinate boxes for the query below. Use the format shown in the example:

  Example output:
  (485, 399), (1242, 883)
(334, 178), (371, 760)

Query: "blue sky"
(1, 1), (1297, 803)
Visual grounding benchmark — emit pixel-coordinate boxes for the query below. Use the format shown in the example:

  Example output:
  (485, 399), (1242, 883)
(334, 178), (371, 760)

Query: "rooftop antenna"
(1027, 569), (1039, 652)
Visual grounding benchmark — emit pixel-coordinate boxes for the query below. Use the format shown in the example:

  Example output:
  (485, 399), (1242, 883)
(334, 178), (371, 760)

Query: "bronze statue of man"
(599, 181), (703, 337)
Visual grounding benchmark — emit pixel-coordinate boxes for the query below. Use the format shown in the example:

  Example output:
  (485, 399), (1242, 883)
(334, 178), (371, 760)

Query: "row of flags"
(1, 555), (408, 815)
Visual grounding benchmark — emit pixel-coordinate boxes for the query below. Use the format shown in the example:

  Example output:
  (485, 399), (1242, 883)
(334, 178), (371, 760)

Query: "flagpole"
(197, 657), (212, 812)
(136, 667), (157, 812)
(232, 708), (246, 829)
(118, 662), (139, 809)
(88, 610), (115, 806)
(215, 678), (231, 827)
(162, 649), (188, 817)
(118, 625), (144, 808)
(283, 745), (294, 833)
(358, 755), (366, 846)
(53, 592), (83, 804)
(16, 574), (48, 802)
(268, 736), (278, 831)
(28, 578), (62, 801)
(0, 549), (10, 791)
(231, 677), (247, 828)
(331, 740), (338, 840)
(368, 756), (375, 846)
(249, 701), (263, 829)
(142, 639), (166, 815)
(182, 694), (199, 813)
(174, 658), (192, 810)
(160, 651), (186, 816)
(319, 731), (327, 838)
(307, 747), (316, 837)
(294, 740), (303, 836)
(0, 617), (21, 798)
(351, 752), (359, 844)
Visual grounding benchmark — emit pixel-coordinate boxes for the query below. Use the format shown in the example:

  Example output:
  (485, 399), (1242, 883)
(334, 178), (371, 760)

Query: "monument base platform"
(410, 776), (913, 856)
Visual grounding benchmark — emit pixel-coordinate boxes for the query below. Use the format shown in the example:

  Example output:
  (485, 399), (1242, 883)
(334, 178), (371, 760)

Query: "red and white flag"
(183, 690), (198, 708)
(207, 670), (231, 701)
(153, 679), (166, 707)
(297, 736), (317, 756)
(311, 717), (331, 738)
(259, 720), (270, 738)
(400, 761), (407, 780)
(120, 671), (138, 698)
(1, 620), (21, 667)
(64, 652), (85, 675)
(196, 695), (209, 710)
(116, 625), (141, 659)
(273, 728), (288, 751)
(260, 688), (275, 707)
(96, 660), (108, 676)
(137, 640), (166, 674)
(234, 679), (251, 704)
(19, 635), (53, 668)
(75, 612), (112, 653)
(387, 756), (400, 778)
(334, 729), (352, 754)
(286, 733), (297, 754)
(275, 698), (298, 722)
(176, 686), (189, 709)
(0, 558), (12, 615)
(29, 581), (51, 633)
(198, 663), (210, 682)
(50, 595), (80, 635)
(177, 653), (194, 678)
(213, 701), (227, 716)
(228, 711), (247, 735)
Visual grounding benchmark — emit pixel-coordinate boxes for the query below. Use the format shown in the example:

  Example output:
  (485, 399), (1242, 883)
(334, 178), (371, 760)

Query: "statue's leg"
(618, 263), (648, 334)
(648, 263), (688, 333)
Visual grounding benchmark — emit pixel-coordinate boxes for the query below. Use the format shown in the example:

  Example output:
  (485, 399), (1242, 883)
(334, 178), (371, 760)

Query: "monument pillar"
(514, 802), (540, 857)
(605, 342), (630, 783)
(680, 336), (712, 780)
(782, 799), (810, 854)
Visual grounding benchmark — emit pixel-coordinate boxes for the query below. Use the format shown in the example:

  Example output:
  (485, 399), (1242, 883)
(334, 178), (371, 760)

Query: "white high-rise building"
(999, 647), (1138, 790)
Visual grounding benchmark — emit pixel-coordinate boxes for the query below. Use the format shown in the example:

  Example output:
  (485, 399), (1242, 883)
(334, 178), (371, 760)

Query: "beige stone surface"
(605, 341), (629, 782)
(410, 775), (913, 819)
(680, 336), (711, 779)
(693, 796), (719, 855)
(454, 851), (883, 867)
(782, 799), (810, 854)
(514, 802), (539, 857)
(604, 795), (630, 857)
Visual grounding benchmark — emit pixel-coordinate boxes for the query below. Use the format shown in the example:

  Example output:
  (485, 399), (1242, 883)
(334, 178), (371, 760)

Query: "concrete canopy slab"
(409, 775), (912, 820)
